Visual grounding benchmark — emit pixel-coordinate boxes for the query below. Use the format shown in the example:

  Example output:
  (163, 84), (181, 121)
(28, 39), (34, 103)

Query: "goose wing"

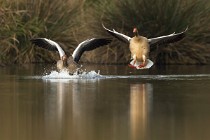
(30, 38), (65, 59)
(102, 24), (131, 43)
(72, 38), (112, 63)
(148, 27), (188, 47)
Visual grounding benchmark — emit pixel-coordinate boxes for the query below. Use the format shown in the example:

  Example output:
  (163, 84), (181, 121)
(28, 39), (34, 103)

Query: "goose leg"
(128, 55), (137, 68)
(138, 55), (147, 68)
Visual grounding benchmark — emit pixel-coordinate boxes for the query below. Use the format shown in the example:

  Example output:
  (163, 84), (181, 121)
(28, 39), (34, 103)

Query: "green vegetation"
(1, 0), (210, 65)
(0, 0), (81, 65)
(85, 0), (210, 64)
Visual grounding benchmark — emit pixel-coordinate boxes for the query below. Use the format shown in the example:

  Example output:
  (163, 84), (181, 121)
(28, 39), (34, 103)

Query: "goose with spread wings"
(30, 38), (112, 72)
(102, 24), (187, 69)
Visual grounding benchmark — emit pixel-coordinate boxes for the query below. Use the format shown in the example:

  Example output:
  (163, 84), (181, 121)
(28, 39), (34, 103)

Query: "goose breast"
(129, 36), (150, 61)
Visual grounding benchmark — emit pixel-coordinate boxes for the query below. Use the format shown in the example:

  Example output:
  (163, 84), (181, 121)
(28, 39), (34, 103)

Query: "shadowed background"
(1, 0), (210, 65)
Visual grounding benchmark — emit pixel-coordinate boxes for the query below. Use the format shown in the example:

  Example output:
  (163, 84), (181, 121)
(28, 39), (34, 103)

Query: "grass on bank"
(1, 0), (210, 65)
(83, 0), (210, 64)
(0, 0), (81, 65)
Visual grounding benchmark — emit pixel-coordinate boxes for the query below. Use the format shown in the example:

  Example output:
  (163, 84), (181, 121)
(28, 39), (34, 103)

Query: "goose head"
(61, 55), (68, 67)
(133, 28), (139, 37)
(61, 55), (67, 61)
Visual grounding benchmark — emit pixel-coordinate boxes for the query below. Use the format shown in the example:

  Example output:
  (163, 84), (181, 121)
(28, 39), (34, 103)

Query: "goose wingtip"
(30, 38), (46, 42)
(30, 38), (37, 41)
(30, 38), (39, 43)
(185, 26), (188, 32)
(102, 23), (115, 32)
(102, 23), (105, 27)
(102, 23), (107, 29)
(102, 37), (112, 43)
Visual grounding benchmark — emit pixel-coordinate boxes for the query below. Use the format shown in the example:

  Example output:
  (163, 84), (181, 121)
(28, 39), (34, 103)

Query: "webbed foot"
(138, 64), (146, 68)
(128, 64), (136, 69)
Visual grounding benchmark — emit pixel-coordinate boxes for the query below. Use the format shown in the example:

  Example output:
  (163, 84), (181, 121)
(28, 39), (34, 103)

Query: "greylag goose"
(30, 38), (111, 72)
(102, 24), (187, 69)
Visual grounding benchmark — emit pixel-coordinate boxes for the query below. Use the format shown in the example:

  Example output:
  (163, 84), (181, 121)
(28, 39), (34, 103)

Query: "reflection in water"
(71, 80), (96, 140)
(130, 84), (153, 140)
(43, 79), (100, 140)
(43, 79), (154, 140)
(44, 79), (72, 139)
(2, 63), (210, 140)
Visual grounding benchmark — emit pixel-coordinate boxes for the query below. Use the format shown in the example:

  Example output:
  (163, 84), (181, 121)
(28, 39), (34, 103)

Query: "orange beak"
(133, 28), (137, 33)
(61, 55), (67, 61)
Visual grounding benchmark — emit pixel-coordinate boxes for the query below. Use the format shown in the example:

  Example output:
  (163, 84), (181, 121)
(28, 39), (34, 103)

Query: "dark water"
(1, 64), (210, 140)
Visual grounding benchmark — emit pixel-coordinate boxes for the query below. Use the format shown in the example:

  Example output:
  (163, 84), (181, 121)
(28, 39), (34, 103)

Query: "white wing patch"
(72, 38), (93, 59)
(102, 24), (131, 42)
(44, 38), (65, 59)
(148, 33), (176, 44)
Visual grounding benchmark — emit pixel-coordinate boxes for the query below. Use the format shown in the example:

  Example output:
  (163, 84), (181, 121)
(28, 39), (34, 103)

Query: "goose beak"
(61, 55), (67, 61)
(133, 28), (138, 36)
(133, 28), (138, 33)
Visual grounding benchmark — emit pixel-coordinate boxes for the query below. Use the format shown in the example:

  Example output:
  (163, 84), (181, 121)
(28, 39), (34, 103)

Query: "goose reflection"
(44, 78), (98, 117)
(43, 79), (73, 138)
(130, 83), (153, 140)
(43, 79), (153, 140)
(43, 78), (99, 139)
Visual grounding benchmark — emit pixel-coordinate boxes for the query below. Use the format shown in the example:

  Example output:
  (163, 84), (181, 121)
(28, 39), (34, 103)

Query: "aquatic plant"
(1, 0), (210, 65)
(0, 0), (81, 64)
(84, 0), (210, 64)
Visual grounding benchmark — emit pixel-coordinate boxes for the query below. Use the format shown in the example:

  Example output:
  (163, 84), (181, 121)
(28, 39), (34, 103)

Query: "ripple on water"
(42, 70), (105, 79)
(26, 70), (210, 81)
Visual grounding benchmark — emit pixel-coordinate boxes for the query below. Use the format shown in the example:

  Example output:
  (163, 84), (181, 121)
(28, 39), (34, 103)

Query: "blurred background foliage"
(0, 0), (210, 65)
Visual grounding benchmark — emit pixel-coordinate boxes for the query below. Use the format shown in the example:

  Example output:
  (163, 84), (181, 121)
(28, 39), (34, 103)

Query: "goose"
(30, 38), (112, 72)
(102, 24), (187, 69)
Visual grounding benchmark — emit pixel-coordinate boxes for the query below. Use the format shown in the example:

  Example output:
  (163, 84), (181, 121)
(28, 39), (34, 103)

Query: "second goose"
(103, 24), (187, 69)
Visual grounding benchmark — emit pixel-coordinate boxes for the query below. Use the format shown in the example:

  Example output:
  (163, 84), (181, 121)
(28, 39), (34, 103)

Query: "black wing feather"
(82, 38), (112, 51)
(30, 38), (57, 51)
(149, 27), (187, 47)
(72, 38), (112, 63)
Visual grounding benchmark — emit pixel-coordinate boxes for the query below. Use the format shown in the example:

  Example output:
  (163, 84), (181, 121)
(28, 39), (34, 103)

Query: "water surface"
(1, 64), (210, 140)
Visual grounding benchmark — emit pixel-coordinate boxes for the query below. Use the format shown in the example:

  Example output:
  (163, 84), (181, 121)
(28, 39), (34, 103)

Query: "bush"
(0, 0), (81, 64)
(1, 0), (210, 65)
(84, 0), (210, 64)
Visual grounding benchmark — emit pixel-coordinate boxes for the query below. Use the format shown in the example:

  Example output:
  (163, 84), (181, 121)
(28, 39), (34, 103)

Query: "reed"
(84, 0), (210, 64)
(0, 0), (81, 65)
(1, 0), (210, 65)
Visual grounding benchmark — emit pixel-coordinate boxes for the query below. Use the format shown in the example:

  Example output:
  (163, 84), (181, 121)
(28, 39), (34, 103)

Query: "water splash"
(42, 69), (104, 79)
(41, 68), (210, 80)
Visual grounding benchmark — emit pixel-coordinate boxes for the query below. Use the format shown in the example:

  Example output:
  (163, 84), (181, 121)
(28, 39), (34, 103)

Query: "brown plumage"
(103, 24), (187, 69)
(129, 28), (150, 67)
(30, 38), (112, 72)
